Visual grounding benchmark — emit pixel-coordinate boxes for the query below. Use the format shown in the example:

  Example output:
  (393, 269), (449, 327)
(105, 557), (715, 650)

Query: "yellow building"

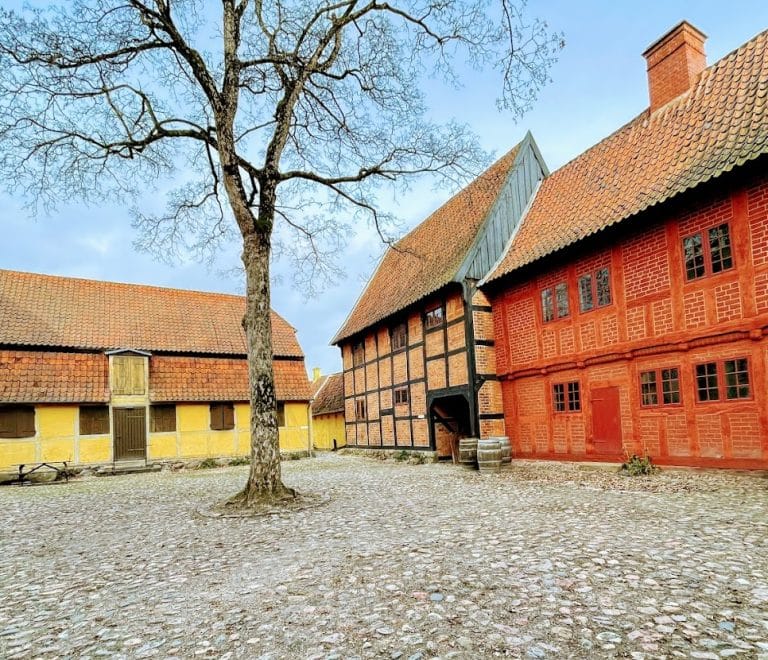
(310, 371), (346, 451)
(0, 270), (312, 470)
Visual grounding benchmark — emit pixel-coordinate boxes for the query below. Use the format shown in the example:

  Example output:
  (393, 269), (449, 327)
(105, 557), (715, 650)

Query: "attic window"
(352, 341), (365, 366)
(425, 305), (444, 329)
(391, 323), (407, 351)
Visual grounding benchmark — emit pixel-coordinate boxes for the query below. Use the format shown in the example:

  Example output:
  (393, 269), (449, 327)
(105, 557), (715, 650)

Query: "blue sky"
(1, 2), (767, 377)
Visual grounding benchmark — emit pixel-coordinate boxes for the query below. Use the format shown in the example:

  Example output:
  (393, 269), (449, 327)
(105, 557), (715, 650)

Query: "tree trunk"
(228, 230), (295, 506)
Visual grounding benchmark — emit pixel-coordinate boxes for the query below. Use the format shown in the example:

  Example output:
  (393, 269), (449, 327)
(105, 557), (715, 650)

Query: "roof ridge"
(0, 268), (245, 301)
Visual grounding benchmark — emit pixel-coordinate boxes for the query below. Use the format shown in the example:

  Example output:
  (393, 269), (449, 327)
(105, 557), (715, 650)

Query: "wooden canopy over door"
(113, 407), (147, 462)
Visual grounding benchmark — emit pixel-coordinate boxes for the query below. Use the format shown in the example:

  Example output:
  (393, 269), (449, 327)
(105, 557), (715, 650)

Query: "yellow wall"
(0, 405), (112, 469)
(312, 412), (346, 450)
(0, 401), (311, 469)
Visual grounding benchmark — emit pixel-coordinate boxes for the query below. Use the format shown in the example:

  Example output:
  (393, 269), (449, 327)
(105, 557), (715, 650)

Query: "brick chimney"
(643, 21), (707, 112)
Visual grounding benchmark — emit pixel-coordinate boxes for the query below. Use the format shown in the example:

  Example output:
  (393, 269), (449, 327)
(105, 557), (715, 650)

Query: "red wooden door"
(591, 387), (622, 456)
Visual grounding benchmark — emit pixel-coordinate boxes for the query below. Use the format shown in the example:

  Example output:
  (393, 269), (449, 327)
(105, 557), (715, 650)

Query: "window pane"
(696, 363), (719, 401)
(425, 306), (444, 329)
(391, 323), (407, 350)
(578, 275), (593, 312)
(276, 403), (285, 427)
(555, 283), (569, 318)
(596, 268), (611, 306)
(661, 368), (681, 405)
(567, 381), (581, 412)
(353, 341), (365, 366)
(724, 358), (750, 399)
(709, 224), (733, 273)
(553, 384), (565, 412)
(541, 288), (554, 322)
(640, 371), (658, 406)
(683, 234), (705, 280)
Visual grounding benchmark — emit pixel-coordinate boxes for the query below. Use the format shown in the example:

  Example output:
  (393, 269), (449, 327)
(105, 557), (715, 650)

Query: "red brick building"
(482, 23), (768, 468)
(332, 136), (547, 457)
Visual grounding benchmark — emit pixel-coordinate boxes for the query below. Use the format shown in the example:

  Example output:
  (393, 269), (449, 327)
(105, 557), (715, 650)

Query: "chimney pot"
(643, 21), (707, 112)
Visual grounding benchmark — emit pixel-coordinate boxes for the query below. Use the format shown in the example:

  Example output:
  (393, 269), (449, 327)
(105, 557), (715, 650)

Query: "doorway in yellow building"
(113, 407), (147, 462)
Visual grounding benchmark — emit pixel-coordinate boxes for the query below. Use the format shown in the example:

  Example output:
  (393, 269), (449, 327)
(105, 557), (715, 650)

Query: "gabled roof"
(0, 269), (303, 357)
(311, 372), (344, 416)
(332, 143), (523, 343)
(486, 29), (768, 283)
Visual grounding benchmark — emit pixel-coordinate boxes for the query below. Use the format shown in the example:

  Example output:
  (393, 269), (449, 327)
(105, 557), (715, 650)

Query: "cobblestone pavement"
(1, 455), (768, 659)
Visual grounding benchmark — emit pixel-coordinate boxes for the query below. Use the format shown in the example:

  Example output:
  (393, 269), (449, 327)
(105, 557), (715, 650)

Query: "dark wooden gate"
(591, 386), (623, 456)
(113, 407), (147, 461)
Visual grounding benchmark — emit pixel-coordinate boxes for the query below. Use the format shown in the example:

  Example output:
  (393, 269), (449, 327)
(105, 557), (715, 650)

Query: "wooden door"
(591, 387), (622, 456)
(113, 407), (147, 461)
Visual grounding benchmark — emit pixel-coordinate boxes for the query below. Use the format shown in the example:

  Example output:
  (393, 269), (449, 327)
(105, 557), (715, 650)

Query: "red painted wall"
(490, 169), (768, 468)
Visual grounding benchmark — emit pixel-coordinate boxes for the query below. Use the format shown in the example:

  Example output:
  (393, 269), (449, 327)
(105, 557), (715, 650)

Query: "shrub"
(197, 457), (219, 470)
(620, 454), (658, 476)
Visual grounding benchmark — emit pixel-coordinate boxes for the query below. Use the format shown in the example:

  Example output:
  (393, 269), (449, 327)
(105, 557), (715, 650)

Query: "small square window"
(0, 405), (36, 438)
(80, 405), (110, 435)
(696, 363), (719, 402)
(391, 323), (407, 351)
(150, 405), (176, 433)
(425, 305), (445, 329)
(394, 387), (409, 405)
(210, 403), (235, 430)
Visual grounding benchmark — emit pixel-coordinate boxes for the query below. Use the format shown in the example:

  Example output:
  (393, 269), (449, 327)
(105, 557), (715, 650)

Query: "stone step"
(94, 462), (162, 477)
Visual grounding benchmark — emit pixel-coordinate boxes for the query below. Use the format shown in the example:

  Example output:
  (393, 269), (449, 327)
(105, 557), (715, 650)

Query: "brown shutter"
(223, 404), (235, 430)
(210, 404), (222, 430)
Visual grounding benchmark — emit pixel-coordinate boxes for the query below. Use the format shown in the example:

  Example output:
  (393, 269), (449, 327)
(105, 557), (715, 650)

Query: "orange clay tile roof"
(332, 145), (521, 343)
(149, 356), (311, 402)
(0, 269), (303, 357)
(311, 372), (344, 416)
(486, 29), (768, 283)
(0, 350), (109, 403)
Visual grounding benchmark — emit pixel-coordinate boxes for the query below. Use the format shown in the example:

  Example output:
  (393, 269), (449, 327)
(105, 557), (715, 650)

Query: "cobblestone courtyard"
(1, 455), (767, 659)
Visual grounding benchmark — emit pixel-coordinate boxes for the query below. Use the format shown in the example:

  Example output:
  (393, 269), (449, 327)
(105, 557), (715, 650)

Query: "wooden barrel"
(490, 436), (511, 464)
(477, 438), (502, 473)
(458, 437), (479, 469)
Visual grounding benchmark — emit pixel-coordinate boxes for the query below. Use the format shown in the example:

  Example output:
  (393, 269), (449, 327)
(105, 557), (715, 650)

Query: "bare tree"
(0, 0), (560, 507)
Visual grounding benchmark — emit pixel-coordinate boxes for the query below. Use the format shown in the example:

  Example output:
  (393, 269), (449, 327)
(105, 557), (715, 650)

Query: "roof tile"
(332, 145), (520, 343)
(487, 29), (768, 282)
(311, 372), (344, 416)
(0, 270), (303, 357)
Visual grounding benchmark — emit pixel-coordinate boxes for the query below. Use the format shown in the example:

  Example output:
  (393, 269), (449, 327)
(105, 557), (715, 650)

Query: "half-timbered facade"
(482, 23), (768, 468)
(0, 270), (312, 469)
(333, 134), (547, 457)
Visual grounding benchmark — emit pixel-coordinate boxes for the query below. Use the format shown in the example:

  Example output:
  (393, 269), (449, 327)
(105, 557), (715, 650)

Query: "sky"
(1, 1), (767, 378)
